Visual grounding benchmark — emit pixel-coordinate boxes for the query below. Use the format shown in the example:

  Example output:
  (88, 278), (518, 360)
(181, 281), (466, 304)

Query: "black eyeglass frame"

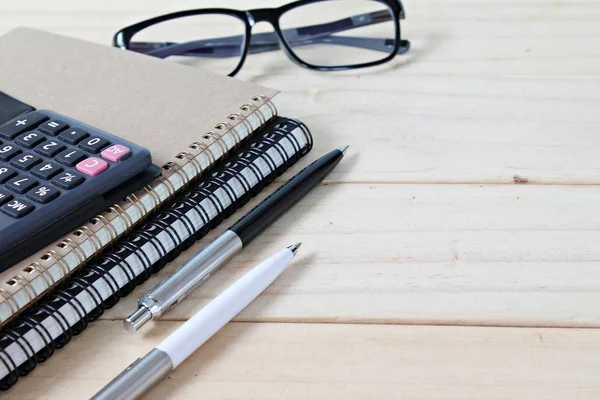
(114, 0), (409, 76)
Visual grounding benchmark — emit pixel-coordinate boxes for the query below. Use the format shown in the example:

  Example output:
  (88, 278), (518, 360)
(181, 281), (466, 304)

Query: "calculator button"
(1, 198), (35, 218)
(0, 189), (12, 206)
(0, 166), (17, 183)
(6, 175), (38, 194)
(31, 162), (62, 180)
(35, 140), (65, 157)
(0, 112), (46, 139)
(38, 119), (68, 136)
(0, 145), (21, 161)
(10, 153), (42, 170)
(52, 171), (84, 189)
(15, 131), (45, 148)
(58, 128), (89, 144)
(101, 144), (131, 162)
(55, 148), (87, 166)
(76, 157), (108, 176)
(26, 185), (60, 204)
(79, 137), (109, 153)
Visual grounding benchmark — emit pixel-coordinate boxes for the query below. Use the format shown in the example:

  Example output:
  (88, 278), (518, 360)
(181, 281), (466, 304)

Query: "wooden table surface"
(1, 0), (600, 398)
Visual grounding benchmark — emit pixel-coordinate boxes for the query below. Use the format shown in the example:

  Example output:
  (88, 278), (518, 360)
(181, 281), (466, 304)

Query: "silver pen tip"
(124, 306), (152, 333)
(337, 145), (349, 154)
(288, 242), (302, 255)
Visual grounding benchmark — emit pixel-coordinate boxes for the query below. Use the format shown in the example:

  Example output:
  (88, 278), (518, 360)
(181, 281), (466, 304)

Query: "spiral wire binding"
(0, 95), (276, 328)
(29, 263), (54, 292)
(0, 117), (312, 389)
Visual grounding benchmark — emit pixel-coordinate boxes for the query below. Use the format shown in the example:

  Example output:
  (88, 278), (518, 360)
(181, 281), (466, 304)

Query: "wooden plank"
(99, 184), (600, 327)
(276, 74), (600, 184)
(0, 1), (598, 184)
(4, 321), (600, 400)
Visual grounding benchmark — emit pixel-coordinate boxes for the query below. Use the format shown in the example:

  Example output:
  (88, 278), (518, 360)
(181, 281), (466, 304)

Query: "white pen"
(92, 243), (301, 400)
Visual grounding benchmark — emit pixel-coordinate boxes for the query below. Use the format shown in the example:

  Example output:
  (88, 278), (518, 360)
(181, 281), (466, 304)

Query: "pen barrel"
(139, 230), (243, 319)
(157, 248), (294, 367)
(230, 149), (343, 245)
(91, 348), (173, 400)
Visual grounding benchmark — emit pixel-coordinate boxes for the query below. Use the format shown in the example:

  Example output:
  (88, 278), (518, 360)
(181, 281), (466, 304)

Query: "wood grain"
(98, 183), (600, 327)
(0, 0), (599, 398)
(4, 321), (600, 400)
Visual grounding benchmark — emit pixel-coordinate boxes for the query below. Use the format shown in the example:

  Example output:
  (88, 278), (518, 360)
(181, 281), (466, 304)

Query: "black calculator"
(0, 110), (158, 270)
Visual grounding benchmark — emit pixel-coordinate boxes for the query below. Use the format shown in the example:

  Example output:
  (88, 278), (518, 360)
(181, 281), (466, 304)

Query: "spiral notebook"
(0, 28), (281, 327)
(0, 116), (313, 389)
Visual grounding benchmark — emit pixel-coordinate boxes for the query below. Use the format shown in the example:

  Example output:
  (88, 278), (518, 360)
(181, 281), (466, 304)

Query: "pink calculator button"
(101, 144), (131, 162)
(76, 157), (108, 176)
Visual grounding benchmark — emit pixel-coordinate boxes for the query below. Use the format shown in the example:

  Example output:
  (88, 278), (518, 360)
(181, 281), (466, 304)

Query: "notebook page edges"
(0, 28), (280, 326)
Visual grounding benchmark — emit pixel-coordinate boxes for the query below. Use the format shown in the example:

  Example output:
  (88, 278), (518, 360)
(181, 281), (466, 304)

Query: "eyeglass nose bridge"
(243, 9), (308, 70)
(245, 8), (279, 26)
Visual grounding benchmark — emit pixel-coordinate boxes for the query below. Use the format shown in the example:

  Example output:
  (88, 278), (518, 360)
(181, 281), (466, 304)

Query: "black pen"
(125, 145), (348, 332)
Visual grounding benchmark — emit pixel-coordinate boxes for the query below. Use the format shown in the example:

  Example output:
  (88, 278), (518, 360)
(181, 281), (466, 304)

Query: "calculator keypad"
(0, 108), (154, 270)
(0, 107), (151, 218)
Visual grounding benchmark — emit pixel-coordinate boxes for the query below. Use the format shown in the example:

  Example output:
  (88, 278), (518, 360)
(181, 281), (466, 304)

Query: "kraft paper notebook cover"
(0, 28), (280, 326)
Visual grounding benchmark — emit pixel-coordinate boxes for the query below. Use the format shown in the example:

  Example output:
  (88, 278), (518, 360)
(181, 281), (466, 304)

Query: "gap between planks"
(99, 318), (600, 330)
(320, 180), (600, 186)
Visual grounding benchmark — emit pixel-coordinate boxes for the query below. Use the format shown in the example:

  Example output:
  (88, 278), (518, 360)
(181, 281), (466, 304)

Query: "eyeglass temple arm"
(265, 8), (409, 54)
(135, 9), (409, 59)
(139, 36), (409, 59)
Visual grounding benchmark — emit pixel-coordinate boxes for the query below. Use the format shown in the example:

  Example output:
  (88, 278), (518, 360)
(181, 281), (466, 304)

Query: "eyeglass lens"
(279, 0), (397, 67)
(128, 14), (247, 76)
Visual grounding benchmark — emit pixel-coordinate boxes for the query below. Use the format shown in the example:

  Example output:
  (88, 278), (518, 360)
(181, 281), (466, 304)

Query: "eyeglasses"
(113, 0), (410, 76)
